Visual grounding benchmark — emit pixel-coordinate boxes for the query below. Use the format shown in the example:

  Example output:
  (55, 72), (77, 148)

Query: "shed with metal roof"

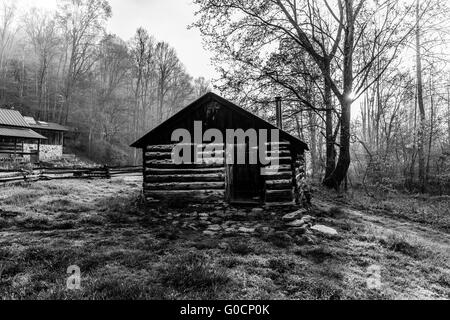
(0, 108), (47, 163)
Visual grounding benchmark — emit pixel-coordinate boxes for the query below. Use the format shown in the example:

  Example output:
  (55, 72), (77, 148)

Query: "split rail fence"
(0, 166), (142, 184)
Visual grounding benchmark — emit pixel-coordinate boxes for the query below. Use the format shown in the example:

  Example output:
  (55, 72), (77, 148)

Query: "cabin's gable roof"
(131, 92), (308, 151)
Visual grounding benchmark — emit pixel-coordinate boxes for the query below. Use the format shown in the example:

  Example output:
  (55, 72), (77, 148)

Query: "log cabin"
(131, 92), (309, 207)
(0, 108), (69, 166)
(0, 108), (46, 165)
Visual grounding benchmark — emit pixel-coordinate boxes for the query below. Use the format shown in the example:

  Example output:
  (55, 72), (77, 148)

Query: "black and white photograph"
(0, 0), (449, 306)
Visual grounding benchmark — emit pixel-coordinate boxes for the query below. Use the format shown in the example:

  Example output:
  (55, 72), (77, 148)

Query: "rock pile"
(280, 208), (339, 243)
(146, 205), (338, 244)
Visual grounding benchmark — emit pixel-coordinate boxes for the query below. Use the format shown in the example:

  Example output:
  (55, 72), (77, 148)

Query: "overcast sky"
(23, 0), (217, 80)
(107, 0), (217, 80)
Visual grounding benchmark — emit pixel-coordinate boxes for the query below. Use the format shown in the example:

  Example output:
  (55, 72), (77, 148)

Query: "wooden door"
(227, 144), (263, 203)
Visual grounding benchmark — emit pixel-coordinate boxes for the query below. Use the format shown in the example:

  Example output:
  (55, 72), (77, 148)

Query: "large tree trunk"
(361, 90), (367, 141)
(323, 75), (336, 179)
(426, 76), (434, 183)
(375, 75), (381, 150)
(62, 83), (72, 125)
(36, 58), (47, 119)
(308, 109), (318, 180)
(323, 0), (355, 189)
(323, 97), (351, 189)
(415, 0), (426, 192)
(61, 46), (75, 125)
(133, 74), (142, 165)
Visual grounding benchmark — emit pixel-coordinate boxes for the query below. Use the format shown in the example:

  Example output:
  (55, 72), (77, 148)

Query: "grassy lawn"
(0, 178), (449, 299)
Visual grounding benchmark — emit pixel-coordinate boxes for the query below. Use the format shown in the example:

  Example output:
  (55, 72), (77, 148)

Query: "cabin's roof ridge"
(130, 92), (308, 151)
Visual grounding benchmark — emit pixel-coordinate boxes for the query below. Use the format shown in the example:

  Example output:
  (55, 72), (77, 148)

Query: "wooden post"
(37, 139), (40, 163)
(105, 165), (111, 179)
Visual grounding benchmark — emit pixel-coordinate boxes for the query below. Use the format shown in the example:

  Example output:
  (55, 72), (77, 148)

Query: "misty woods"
(0, 0), (210, 166)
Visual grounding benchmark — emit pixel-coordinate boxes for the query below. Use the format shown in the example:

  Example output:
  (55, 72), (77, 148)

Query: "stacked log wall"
(143, 141), (302, 206)
(143, 143), (226, 205)
(262, 141), (295, 204)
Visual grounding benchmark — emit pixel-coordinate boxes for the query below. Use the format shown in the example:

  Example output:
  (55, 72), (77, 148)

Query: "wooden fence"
(0, 166), (142, 184)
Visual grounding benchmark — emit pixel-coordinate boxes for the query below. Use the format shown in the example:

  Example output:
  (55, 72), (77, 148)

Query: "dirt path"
(314, 199), (450, 256)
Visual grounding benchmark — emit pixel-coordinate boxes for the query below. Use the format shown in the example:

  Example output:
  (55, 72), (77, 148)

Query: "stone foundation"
(23, 143), (63, 161)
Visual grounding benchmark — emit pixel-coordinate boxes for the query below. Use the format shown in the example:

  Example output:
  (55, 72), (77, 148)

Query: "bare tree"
(155, 41), (180, 123)
(129, 27), (156, 163)
(193, 0), (415, 189)
(56, 0), (111, 124)
(96, 35), (130, 144)
(0, 0), (16, 103)
(415, 0), (426, 192)
(24, 8), (59, 120)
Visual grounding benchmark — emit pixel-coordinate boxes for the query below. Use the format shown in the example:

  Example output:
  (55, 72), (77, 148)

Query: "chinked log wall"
(143, 143), (226, 204)
(263, 141), (295, 204)
(143, 141), (300, 205)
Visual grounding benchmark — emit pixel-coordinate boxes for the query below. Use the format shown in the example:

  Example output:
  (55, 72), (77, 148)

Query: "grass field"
(0, 178), (449, 299)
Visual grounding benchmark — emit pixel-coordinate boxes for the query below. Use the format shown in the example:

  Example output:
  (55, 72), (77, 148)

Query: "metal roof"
(0, 127), (47, 140)
(28, 121), (69, 132)
(0, 108), (30, 128)
(23, 116), (37, 125)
